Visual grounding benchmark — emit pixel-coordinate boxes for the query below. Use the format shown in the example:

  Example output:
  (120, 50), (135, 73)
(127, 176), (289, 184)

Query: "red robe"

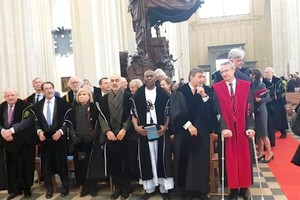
(214, 79), (253, 189)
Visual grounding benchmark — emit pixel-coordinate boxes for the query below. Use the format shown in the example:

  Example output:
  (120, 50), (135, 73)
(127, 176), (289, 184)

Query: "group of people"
(0, 48), (291, 200)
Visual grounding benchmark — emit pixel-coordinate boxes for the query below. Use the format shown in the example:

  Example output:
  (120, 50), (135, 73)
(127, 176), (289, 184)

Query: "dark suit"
(93, 86), (101, 97)
(0, 99), (34, 194)
(263, 76), (288, 146)
(62, 90), (76, 106)
(24, 93), (42, 104)
(32, 97), (71, 193)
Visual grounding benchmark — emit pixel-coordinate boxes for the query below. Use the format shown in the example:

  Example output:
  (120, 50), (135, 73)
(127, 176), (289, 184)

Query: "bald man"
(98, 75), (135, 200)
(62, 76), (82, 105)
(263, 67), (288, 145)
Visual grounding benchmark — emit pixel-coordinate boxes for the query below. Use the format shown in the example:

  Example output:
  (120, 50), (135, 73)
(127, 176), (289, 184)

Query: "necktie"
(229, 83), (234, 96)
(46, 101), (52, 126)
(7, 105), (13, 125)
(36, 94), (40, 103)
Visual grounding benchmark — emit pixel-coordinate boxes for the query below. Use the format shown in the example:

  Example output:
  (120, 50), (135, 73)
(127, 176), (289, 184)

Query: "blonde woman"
(67, 87), (105, 197)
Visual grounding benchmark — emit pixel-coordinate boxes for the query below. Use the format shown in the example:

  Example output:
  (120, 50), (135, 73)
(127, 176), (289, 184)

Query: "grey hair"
(154, 68), (166, 77)
(228, 48), (245, 59)
(189, 67), (204, 78)
(129, 79), (143, 88)
(220, 60), (234, 68)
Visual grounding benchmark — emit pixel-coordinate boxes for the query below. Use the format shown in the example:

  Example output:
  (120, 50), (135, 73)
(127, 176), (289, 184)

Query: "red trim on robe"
(214, 80), (252, 189)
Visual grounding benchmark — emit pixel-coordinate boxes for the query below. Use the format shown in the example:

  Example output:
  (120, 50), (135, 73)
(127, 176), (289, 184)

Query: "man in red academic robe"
(213, 61), (255, 200)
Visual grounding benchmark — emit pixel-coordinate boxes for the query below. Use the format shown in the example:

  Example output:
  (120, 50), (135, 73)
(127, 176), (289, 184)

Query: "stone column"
(286, 0), (300, 74)
(270, 0), (288, 75)
(0, 0), (56, 100)
(70, 0), (135, 84)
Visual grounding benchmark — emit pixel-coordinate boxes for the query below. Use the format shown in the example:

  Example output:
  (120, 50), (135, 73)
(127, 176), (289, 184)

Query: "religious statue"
(127, 0), (204, 79)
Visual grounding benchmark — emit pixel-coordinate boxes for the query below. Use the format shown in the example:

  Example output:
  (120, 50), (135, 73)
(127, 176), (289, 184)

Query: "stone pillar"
(270, 0), (288, 75)
(286, 0), (300, 74)
(0, 0), (56, 100)
(70, 0), (135, 84)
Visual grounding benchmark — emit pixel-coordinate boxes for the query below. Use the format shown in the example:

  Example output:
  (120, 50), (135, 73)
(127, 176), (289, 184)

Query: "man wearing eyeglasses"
(214, 61), (255, 200)
(131, 70), (173, 200)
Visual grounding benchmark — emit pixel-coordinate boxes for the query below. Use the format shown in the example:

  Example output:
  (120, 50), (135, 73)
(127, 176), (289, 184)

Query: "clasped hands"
(106, 128), (127, 141)
(38, 130), (62, 141)
(222, 129), (255, 138)
(1, 129), (13, 141)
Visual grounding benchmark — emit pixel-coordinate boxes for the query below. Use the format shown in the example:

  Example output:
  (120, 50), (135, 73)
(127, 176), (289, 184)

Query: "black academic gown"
(172, 83), (215, 193)
(131, 86), (173, 181)
(32, 97), (71, 192)
(0, 99), (33, 193)
(98, 90), (137, 191)
(263, 76), (288, 146)
(67, 103), (105, 186)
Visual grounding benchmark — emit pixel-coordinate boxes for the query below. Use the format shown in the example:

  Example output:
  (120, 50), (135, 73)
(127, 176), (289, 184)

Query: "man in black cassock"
(172, 68), (216, 200)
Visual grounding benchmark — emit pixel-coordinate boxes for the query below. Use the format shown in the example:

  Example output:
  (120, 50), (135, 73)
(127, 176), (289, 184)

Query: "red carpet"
(268, 132), (300, 200)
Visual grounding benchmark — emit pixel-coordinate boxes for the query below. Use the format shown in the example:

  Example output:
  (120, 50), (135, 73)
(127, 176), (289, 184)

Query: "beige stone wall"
(188, 0), (273, 72)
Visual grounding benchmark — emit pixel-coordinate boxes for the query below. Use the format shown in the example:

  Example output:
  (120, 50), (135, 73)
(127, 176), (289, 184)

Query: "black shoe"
(45, 191), (53, 199)
(240, 192), (251, 200)
(226, 193), (238, 200)
(90, 191), (98, 197)
(161, 193), (170, 200)
(61, 189), (69, 197)
(279, 133), (287, 138)
(7, 192), (21, 200)
(140, 192), (156, 200)
(257, 154), (265, 161)
(121, 190), (129, 199)
(111, 189), (122, 199)
(80, 188), (89, 197)
(199, 194), (210, 200)
(184, 191), (196, 200)
(24, 191), (32, 198)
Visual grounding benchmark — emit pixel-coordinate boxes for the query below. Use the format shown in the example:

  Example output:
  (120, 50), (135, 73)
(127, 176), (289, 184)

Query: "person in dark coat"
(94, 77), (111, 103)
(131, 70), (173, 200)
(287, 74), (296, 92)
(0, 88), (35, 199)
(62, 76), (82, 106)
(250, 69), (274, 163)
(213, 48), (251, 84)
(32, 82), (71, 199)
(171, 68), (216, 200)
(66, 87), (105, 197)
(263, 67), (289, 144)
(24, 77), (44, 104)
(213, 61), (255, 200)
(98, 75), (135, 200)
